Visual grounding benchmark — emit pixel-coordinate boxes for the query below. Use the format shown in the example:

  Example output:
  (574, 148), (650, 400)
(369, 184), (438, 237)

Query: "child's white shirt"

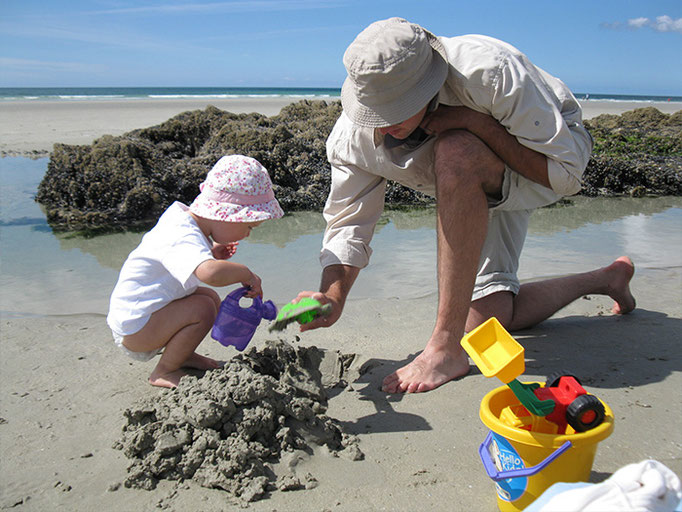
(107, 202), (214, 336)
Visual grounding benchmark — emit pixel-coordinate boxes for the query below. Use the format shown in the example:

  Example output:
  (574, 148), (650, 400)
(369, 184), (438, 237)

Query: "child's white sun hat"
(189, 155), (284, 222)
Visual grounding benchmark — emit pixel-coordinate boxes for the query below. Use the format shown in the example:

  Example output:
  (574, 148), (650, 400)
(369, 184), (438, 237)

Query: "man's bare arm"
(421, 106), (551, 189)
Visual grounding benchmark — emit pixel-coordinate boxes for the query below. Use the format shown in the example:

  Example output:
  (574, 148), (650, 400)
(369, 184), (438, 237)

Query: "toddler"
(107, 155), (284, 388)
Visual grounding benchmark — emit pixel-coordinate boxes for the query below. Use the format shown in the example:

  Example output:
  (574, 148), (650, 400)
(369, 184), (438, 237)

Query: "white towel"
(533, 460), (682, 512)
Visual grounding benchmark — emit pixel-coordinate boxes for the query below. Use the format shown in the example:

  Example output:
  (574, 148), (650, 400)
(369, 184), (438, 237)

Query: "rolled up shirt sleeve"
(481, 49), (592, 196)
(319, 161), (386, 269)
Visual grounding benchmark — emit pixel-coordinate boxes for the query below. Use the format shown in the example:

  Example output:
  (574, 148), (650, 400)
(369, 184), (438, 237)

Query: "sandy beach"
(0, 97), (309, 156)
(1, 97), (681, 156)
(1, 98), (681, 511)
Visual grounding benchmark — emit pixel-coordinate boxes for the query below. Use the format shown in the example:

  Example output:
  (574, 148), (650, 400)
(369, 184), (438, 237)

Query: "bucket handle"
(479, 431), (572, 481)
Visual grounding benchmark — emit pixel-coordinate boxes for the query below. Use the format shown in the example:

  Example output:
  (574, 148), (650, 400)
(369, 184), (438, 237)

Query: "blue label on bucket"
(489, 432), (527, 502)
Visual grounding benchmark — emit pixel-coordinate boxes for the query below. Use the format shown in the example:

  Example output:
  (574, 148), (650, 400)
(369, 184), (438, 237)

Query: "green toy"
(268, 298), (332, 332)
(460, 317), (555, 416)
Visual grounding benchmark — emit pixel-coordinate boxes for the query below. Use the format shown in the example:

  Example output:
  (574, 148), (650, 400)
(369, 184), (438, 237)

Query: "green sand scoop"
(268, 298), (332, 332)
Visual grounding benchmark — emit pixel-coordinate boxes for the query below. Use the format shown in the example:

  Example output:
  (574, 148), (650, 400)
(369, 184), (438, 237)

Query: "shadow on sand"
(514, 309), (681, 390)
(336, 308), (680, 437)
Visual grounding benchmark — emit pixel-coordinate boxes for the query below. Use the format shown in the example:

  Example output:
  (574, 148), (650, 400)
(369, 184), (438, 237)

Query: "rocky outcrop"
(36, 102), (343, 231)
(36, 102), (681, 231)
(582, 107), (682, 197)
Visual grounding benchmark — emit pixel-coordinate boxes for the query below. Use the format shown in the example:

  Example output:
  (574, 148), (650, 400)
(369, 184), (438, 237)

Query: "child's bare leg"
(122, 288), (219, 388)
(183, 352), (221, 370)
(180, 287), (222, 370)
(194, 286), (221, 311)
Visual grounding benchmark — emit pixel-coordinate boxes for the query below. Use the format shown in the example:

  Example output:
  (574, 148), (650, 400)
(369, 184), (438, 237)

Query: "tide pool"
(1, 156), (681, 318)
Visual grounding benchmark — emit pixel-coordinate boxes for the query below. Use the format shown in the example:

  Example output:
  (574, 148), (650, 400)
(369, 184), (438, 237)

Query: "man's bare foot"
(382, 346), (470, 394)
(148, 368), (187, 388)
(605, 256), (636, 315)
(182, 352), (221, 370)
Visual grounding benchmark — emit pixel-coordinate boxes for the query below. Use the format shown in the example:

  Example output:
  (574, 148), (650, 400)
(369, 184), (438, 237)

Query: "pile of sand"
(114, 340), (363, 502)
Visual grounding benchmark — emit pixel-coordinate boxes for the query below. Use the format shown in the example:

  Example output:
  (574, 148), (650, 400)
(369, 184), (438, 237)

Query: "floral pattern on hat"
(189, 155), (284, 223)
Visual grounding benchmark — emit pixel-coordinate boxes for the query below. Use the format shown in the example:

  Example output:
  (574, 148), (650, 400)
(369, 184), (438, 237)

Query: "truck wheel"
(566, 394), (605, 432)
(545, 371), (581, 388)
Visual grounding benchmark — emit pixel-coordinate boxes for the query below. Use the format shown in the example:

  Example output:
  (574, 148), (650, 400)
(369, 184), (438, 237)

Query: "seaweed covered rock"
(583, 107), (682, 196)
(38, 106), (245, 230)
(36, 103), (681, 231)
(35, 100), (432, 231)
(114, 340), (361, 502)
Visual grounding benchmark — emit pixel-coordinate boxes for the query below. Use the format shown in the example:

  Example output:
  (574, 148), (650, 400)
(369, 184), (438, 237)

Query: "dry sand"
(1, 97), (681, 156)
(1, 98), (681, 511)
(0, 97), (309, 156)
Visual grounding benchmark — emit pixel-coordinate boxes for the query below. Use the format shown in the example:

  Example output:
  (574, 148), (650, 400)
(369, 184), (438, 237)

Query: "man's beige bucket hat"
(341, 17), (448, 128)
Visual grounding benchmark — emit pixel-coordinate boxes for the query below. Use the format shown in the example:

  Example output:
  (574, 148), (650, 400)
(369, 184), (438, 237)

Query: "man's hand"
(294, 264), (359, 332)
(292, 291), (341, 331)
(212, 242), (238, 260)
(420, 105), (476, 136)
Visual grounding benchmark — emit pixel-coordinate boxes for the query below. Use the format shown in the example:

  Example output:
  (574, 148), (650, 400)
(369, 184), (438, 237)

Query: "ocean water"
(0, 87), (342, 101)
(1, 156), (681, 319)
(1, 87), (681, 104)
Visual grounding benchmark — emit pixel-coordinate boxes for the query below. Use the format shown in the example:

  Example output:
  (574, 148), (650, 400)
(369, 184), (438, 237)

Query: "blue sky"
(1, 0), (680, 95)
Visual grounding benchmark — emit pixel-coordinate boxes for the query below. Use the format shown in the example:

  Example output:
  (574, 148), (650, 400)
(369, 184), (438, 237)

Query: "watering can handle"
(479, 431), (572, 482)
(226, 286), (262, 310)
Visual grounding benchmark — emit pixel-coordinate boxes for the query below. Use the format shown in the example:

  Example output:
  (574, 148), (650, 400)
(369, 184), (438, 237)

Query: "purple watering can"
(211, 287), (277, 351)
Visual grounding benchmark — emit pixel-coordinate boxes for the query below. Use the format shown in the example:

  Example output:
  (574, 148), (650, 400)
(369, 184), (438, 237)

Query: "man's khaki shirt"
(321, 34), (593, 270)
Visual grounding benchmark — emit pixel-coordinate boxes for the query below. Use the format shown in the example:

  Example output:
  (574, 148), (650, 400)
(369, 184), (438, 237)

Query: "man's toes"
(382, 375), (399, 393)
(384, 376), (411, 394)
(415, 382), (434, 393)
(382, 372), (398, 385)
(383, 382), (399, 393)
(406, 381), (422, 393)
(383, 371), (398, 383)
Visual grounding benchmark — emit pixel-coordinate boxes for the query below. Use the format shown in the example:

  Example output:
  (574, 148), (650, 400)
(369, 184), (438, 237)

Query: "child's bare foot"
(148, 368), (187, 388)
(605, 256), (636, 314)
(182, 352), (221, 371)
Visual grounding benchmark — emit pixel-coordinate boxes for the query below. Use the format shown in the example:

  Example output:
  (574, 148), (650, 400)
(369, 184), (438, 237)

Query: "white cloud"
(627, 17), (650, 29)
(605, 15), (682, 34)
(652, 15), (682, 33)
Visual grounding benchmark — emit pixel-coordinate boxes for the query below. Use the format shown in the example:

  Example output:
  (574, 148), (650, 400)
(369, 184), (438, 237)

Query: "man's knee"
(433, 130), (505, 191)
(466, 291), (514, 332)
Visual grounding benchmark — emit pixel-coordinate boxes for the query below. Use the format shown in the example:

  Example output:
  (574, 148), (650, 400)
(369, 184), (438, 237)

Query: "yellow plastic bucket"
(478, 384), (614, 512)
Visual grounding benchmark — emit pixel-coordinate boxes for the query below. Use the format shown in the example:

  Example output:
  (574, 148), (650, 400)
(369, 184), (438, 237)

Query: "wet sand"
(2, 284), (681, 511)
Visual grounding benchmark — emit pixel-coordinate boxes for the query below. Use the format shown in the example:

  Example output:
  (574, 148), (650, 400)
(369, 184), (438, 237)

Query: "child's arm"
(194, 260), (263, 297)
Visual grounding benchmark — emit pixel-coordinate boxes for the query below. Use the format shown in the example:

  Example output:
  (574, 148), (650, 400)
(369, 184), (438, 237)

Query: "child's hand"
(212, 242), (238, 260)
(242, 272), (263, 298)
